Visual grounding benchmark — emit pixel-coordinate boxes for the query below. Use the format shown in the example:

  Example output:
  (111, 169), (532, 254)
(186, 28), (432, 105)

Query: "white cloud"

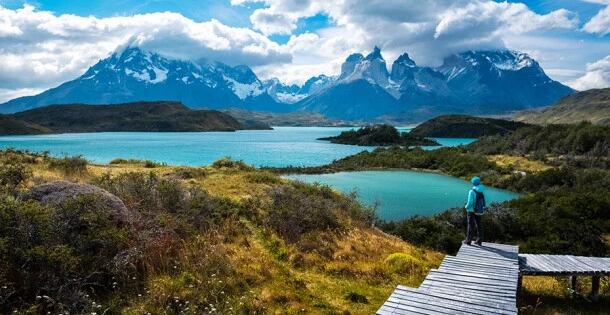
(569, 55), (610, 90)
(0, 87), (45, 104)
(238, 0), (579, 81)
(0, 4), (289, 92)
(583, 5), (610, 35)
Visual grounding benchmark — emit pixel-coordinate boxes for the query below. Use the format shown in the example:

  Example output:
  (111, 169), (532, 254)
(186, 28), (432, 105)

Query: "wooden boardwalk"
(519, 254), (610, 275)
(377, 242), (520, 315)
(378, 243), (610, 314)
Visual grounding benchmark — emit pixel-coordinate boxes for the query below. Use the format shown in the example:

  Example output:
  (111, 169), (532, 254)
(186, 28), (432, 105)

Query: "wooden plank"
(432, 269), (519, 284)
(385, 297), (464, 315)
(397, 286), (518, 312)
(412, 285), (516, 306)
(391, 289), (515, 315)
(444, 256), (519, 269)
(422, 277), (517, 296)
(419, 282), (516, 300)
(457, 250), (518, 264)
(427, 272), (518, 289)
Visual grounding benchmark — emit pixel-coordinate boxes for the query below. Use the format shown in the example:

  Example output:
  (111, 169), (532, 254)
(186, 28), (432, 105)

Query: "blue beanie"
(471, 176), (481, 186)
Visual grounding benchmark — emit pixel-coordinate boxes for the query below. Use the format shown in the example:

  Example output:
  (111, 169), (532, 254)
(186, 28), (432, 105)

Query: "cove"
(0, 127), (475, 167)
(284, 170), (519, 221)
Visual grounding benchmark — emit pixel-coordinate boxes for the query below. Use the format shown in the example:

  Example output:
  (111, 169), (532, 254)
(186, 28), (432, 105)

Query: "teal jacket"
(465, 185), (484, 213)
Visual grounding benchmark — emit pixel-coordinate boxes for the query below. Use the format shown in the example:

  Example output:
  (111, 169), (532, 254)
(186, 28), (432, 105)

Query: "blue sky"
(0, 0), (608, 102)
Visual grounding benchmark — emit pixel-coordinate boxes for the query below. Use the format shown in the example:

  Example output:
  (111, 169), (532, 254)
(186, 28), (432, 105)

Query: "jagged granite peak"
(394, 53), (416, 67)
(390, 53), (419, 83)
(338, 46), (389, 87)
(345, 53), (364, 62)
(300, 75), (333, 95)
(364, 46), (384, 61)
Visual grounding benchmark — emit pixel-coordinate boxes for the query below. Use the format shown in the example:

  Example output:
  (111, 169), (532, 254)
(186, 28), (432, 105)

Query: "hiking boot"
(463, 240), (472, 246)
(475, 240), (482, 246)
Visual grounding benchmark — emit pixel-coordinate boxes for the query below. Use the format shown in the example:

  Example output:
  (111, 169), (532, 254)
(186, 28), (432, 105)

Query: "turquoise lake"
(284, 171), (520, 220)
(0, 127), (516, 220)
(0, 127), (474, 167)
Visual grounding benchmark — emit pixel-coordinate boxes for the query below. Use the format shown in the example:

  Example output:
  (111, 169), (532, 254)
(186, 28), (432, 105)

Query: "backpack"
(473, 190), (486, 214)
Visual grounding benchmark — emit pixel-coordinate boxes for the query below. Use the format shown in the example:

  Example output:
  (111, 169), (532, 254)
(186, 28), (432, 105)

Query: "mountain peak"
(365, 46), (383, 61)
(346, 53), (364, 62)
(394, 53), (416, 67)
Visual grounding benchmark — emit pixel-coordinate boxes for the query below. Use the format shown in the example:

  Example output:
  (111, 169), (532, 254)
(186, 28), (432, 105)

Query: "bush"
(0, 159), (30, 192)
(246, 171), (281, 184)
(0, 195), (133, 313)
(384, 253), (423, 275)
(48, 156), (88, 175)
(211, 157), (253, 171)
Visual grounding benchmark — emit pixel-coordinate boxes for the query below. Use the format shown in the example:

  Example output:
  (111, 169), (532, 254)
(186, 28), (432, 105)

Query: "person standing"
(464, 176), (485, 246)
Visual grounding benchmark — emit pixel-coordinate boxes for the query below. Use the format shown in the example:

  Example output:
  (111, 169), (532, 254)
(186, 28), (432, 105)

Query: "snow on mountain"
(0, 45), (574, 121)
(0, 47), (287, 113)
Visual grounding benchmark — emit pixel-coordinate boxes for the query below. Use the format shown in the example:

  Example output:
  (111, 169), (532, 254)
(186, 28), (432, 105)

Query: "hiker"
(464, 176), (485, 246)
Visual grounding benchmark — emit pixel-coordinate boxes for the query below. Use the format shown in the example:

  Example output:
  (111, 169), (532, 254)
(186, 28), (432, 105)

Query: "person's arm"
(465, 189), (474, 210)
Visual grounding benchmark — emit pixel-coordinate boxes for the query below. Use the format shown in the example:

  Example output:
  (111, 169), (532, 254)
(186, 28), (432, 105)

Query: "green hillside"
(515, 88), (610, 125)
(1, 102), (268, 135)
(410, 114), (531, 138)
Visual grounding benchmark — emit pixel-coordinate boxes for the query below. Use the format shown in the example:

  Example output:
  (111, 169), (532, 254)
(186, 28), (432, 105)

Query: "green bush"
(211, 157), (253, 170)
(385, 253), (423, 275)
(48, 155), (88, 175)
(0, 195), (133, 313)
(0, 159), (30, 192)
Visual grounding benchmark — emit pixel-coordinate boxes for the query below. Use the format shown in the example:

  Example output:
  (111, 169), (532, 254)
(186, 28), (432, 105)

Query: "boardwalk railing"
(378, 242), (610, 314)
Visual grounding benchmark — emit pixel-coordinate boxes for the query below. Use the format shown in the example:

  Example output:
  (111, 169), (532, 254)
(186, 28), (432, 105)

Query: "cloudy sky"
(0, 0), (609, 102)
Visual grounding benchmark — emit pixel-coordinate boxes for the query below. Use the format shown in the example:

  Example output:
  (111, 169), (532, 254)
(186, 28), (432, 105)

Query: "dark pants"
(466, 212), (483, 244)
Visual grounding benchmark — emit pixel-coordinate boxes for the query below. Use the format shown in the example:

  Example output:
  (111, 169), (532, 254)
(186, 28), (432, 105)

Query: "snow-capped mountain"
(0, 47), (288, 113)
(295, 47), (573, 120)
(0, 46), (573, 122)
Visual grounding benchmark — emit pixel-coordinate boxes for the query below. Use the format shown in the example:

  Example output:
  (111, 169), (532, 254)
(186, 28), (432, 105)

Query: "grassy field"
(2, 151), (608, 314)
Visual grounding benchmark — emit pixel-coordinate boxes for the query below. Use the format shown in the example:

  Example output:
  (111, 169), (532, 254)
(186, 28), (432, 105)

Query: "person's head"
(471, 176), (481, 186)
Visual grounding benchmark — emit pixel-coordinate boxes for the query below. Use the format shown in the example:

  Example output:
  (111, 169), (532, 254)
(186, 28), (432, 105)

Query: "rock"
(27, 181), (136, 224)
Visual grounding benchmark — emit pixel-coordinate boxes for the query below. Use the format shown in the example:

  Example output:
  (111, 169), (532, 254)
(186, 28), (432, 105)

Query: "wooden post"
(569, 275), (577, 298)
(590, 275), (600, 302)
(517, 274), (523, 296)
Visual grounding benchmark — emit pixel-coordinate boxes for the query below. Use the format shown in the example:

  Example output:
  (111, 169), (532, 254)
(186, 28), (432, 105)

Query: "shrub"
(48, 155), (88, 176)
(384, 253), (423, 275)
(0, 159), (30, 192)
(212, 157), (253, 170)
(246, 171), (281, 184)
(265, 184), (343, 243)
(0, 195), (133, 313)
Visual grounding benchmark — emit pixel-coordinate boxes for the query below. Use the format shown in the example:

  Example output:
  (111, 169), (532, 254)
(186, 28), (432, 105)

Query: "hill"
(0, 150), (442, 314)
(514, 88), (610, 125)
(410, 115), (531, 138)
(319, 124), (439, 146)
(223, 109), (354, 127)
(1, 101), (268, 135)
(0, 116), (52, 135)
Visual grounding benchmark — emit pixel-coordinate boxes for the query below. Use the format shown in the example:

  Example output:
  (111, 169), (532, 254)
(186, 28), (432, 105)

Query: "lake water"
(284, 171), (519, 220)
(0, 127), (475, 167)
(0, 128), (493, 220)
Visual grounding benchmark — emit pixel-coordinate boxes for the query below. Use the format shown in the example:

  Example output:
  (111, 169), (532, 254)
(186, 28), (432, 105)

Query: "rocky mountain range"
(0, 46), (574, 121)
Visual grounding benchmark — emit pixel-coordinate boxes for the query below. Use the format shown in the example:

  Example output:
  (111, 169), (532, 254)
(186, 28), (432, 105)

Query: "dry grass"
(519, 276), (610, 314)
(488, 154), (553, 173)
(21, 158), (442, 314)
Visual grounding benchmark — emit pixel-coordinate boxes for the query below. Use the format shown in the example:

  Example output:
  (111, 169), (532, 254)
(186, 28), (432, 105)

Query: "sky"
(0, 0), (609, 103)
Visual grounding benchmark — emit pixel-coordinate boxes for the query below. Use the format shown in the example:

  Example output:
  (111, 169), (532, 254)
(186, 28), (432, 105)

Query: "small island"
(409, 114), (530, 138)
(318, 124), (439, 146)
